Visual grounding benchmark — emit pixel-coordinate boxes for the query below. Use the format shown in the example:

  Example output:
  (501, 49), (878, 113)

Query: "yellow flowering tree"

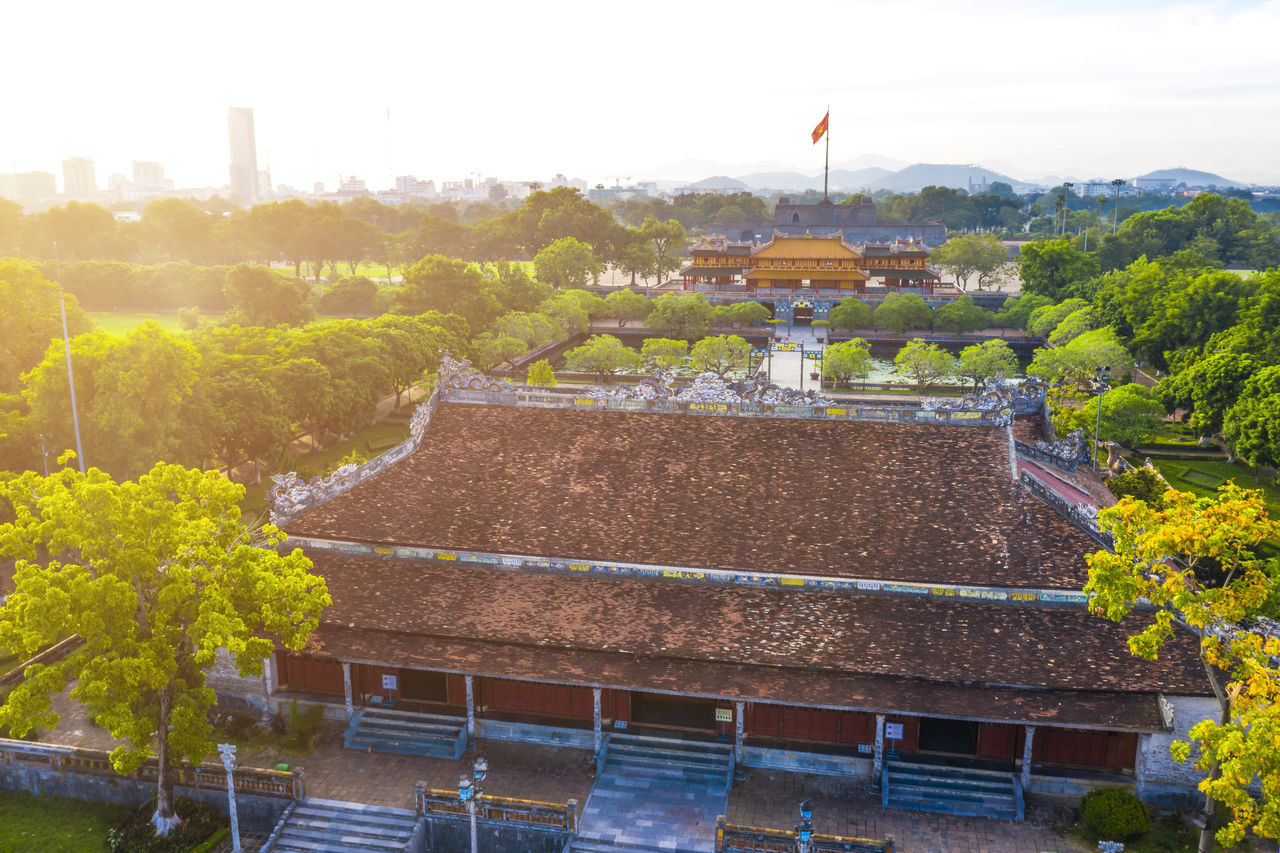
(1085, 484), (1280, 850)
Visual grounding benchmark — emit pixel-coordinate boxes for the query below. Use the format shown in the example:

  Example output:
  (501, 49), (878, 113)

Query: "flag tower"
(812, 108), (830, 201)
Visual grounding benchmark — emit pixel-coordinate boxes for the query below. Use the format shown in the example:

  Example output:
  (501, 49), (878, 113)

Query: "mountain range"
(675, 161), (1252, 194)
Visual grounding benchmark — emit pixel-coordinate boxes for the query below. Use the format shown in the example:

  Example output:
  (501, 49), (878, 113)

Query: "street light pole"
(458, 756), (488, 853)
(217, 744), (242, 853)
(796, 799), (814, 853)
(1093, 366), (1111, 473)
(1061, 182), (1073, 237)
(1110, 179), (1124, 234)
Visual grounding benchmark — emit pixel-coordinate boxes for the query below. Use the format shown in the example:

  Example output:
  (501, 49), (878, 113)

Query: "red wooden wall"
(478, 677), (596, 721)
(1034, 727), (1138, 771)
(746, 704), (876, 746)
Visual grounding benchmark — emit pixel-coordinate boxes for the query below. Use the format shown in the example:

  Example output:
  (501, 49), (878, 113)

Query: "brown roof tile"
(304, 552), (1208, 700)
(288, 404), (1097, 589)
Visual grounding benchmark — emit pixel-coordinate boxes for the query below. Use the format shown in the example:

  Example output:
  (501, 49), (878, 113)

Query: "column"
(1135, 732), (1150, 800)
(465, 675), (476, 739)
(872, 714), (886, 780)
(262, 654), (278, 696)
(1021, 725), (1035, 789)
(734, 701), (746, 765)
(341, 662), (353, 720)
(592, 688), (603, 755)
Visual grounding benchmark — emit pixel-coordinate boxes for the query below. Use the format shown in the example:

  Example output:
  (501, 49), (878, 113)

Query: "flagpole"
(823, 105), (830, 202)
(53, 242), (86, 473)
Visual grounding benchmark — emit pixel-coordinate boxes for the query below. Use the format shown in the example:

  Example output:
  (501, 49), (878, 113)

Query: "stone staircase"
(265, 797), (419, 852)
(342, 706), (468, 759)
(573, 734), (733, 853)
(882, 759), (1023, 821)
(597, 732), (734, 790)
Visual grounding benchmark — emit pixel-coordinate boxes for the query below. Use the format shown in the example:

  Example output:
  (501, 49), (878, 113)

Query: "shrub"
(1081, 787), (1149, 840)
(106, 795), (227, 853)
(1107, 467), (1167, 507)
(283, 699), (326, 753)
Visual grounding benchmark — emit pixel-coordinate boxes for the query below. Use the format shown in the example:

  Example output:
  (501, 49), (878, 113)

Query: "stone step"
(888, 784), (1016, 810)
(270, 799), (417, 853)
(607, 733), (732, 756)
(887, 760), (1016, 782)
(603, 754), (729, 784)
(888, 793), (1017, 822)
(886, 770), (1013, 795)
(354, 717), (464, 737)
(606, 741), (731, 767)
(572, 837), (699, 853)
(343, 707), (466, 758)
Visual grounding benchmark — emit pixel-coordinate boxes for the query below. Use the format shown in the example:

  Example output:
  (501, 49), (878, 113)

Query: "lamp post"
(1061, 182), (1073, 237)
(217, 743), (242, 853)
(796, 798), (814, 853)
(1110, 179), (1124, 234)
(458, 755), (488, 853)
(1093, 365), (1111, 473)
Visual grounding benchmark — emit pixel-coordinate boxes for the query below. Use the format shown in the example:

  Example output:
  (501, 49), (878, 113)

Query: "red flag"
(811, 111), (829, 144)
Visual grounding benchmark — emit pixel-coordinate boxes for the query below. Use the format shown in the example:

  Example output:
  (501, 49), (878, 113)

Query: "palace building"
(221, 361), (1214, 818)
(678, 233), (939, 297)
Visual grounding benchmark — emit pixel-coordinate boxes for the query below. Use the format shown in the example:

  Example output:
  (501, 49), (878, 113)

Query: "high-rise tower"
(61, 157), (97, 196)
(228, 107), (259, 203)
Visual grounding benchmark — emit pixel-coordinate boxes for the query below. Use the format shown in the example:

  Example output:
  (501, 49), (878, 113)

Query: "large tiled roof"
(286, 403), (1098, 590)
(299, 551), (1208, 727)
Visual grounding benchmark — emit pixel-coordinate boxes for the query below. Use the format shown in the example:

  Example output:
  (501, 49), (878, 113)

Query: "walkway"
(577, 773), (725, 852)
(762, 323), (825, 393)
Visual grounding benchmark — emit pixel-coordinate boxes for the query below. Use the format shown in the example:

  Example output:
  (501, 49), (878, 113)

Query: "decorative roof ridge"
(284, 533), (1098, 605)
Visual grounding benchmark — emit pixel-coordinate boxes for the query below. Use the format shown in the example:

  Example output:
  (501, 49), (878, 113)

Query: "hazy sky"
(6, 0), (1279, 190)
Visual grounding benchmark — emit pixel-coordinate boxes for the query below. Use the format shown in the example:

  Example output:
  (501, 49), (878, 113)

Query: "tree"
(1017, 239), (1101, 301)
(394, 255), (502, 331)
(1060, 383), (1165, 448)
(894, 339), (954, 393)
(564, 334), (641, 382)
(1223, 365), (1280, 470)
(473, 333), (529, 371)
(1159, 353), (1260, 438)
(1085, 485), (1280, 850)
(527, 359), (557, 387)
(22, 323), (204, 480)
(604, 288), (651, 327)
(647, 293), (713, 341)
(725, 301), (770, 328)
(493, 311), (561, 348)
(955, 339), (1019, 389)
(639, 216), (687, 284)
(0, 259), (92, 394)
(370, 315), (439, 410)
(640, 338), (688, 371)
(932, 295), (989, 334)
(1107, 467), (1167, 507)
(223, 264), (313, 327)
(1027, 327), (1135, 386)
(993, 293), (1053, 331)
(1046, 306), (1100, 347)
(690, 335), (750, 377)
(930, 234), (1009, 291)
(873, 293), (933, 334)
(537, 292), (590, 336)
(533, 236), (601, 289)
(828, 297), (873, 331)
(0, 463), (330, 836)
(317, 275), (380, 316)
(1027, 298), (1089, 339)
(823, 339), (873, 386)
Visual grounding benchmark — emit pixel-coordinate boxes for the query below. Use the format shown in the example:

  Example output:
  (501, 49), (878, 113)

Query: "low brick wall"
(0, 762), (289, 831)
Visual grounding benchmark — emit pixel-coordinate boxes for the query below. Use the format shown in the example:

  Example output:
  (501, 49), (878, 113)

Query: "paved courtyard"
(37, 689), (1123, 853)
(727, 768), (1092, 853)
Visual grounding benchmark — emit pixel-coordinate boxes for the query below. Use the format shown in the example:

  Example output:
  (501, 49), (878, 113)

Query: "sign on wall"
(885, 722), (904, 740)
(715, 708), (734, 723)
(381, 674), (398, 691)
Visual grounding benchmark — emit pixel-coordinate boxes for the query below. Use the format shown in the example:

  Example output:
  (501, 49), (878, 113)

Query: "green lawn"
(0, 790), (128, 852)
(88, 311), (227, 336)
(1147, 457), (1280, 518)
(238, 419), (412, 520)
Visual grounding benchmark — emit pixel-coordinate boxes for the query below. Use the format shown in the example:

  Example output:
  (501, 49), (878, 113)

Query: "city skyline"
(4, 0), (1280, 192)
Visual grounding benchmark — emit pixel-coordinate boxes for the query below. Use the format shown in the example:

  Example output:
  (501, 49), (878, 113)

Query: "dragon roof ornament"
(922, 377), (1018, 426)
(1032, 428), (1090, 463)
(269, 464), (361, 526)
(437, 353), (513, 394)
(590, 370), (833, 406)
